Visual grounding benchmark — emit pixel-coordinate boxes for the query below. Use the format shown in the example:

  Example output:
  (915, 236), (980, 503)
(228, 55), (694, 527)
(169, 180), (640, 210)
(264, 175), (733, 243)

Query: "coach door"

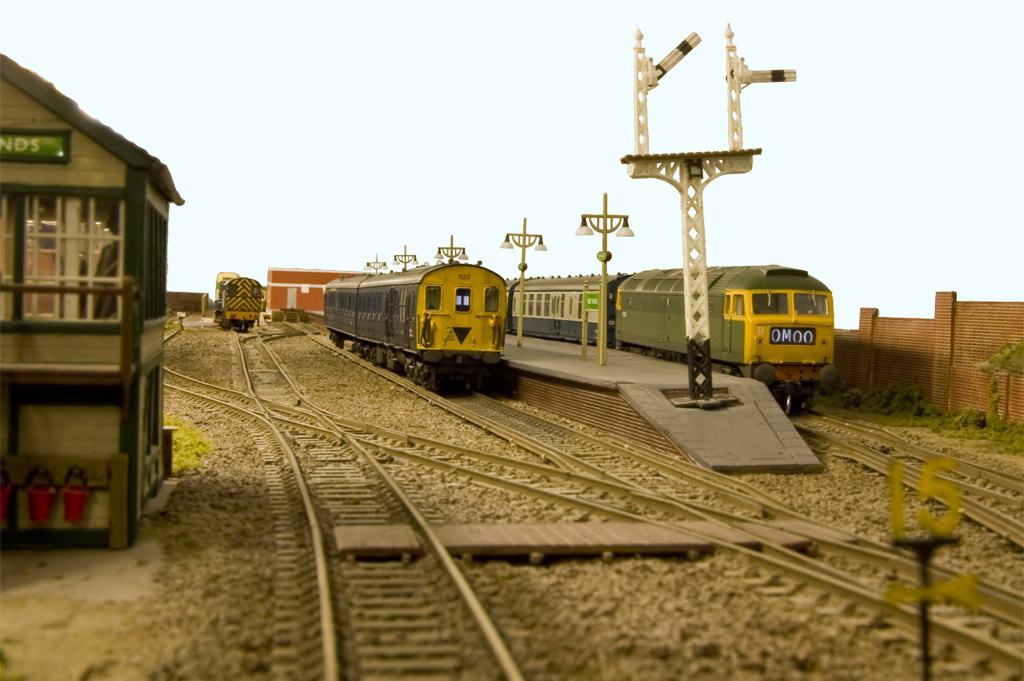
(657, 296), (673, 343)
(399, 290), (412, 345)
(385, 289), (398, 343)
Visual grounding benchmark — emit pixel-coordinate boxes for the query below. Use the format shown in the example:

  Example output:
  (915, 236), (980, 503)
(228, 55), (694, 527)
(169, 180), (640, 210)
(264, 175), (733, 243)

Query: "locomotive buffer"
(622, 25), (794, 405)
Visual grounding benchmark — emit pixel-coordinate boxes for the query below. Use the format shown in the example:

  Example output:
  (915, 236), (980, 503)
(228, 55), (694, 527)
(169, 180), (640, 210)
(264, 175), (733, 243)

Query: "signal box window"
(425, 286), (442, 311)
(455, 288), (471, 312)
(752, 292), (788, 315)
(3, 195), (124, 321)
(484, 286), (499, 313)
(794, 293), (828, 316)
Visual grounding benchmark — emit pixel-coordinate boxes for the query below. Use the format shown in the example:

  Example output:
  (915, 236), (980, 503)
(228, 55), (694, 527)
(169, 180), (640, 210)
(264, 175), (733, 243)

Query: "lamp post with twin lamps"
(434, 235), (468, 263)
(576, 192), (633, 366)
(499, 218), (547, 347)
(364, 255), (388, 275)
(392, 246), (418, 272)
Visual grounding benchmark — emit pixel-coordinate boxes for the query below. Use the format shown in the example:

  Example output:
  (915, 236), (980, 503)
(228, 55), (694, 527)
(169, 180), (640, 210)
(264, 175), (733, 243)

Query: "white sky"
(3, 1), (1021, 330)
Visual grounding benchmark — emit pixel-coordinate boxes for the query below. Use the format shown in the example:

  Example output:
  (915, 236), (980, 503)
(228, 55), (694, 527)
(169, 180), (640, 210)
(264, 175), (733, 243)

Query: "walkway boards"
(500, 335), (822, 473)
(334, 521), (856, 561)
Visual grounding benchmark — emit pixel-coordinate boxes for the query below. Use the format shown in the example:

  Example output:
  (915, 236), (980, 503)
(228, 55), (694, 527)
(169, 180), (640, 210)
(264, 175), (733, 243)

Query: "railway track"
(798, 412), (1023, 548)
(285, 328), (1024, 677)
(166, 331), (525, 680)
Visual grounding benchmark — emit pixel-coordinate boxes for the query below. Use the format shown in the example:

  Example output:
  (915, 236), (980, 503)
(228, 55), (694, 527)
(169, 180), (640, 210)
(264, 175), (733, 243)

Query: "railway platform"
(499, 335), (821, 473)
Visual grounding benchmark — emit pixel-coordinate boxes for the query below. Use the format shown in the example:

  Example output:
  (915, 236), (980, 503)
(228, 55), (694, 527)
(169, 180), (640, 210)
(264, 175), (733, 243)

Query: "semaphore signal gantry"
(622, 24), (795, 405)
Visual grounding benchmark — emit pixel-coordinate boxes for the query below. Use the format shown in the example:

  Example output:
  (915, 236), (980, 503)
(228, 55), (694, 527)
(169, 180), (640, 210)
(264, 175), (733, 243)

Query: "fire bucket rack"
(0, 454), (129, 547)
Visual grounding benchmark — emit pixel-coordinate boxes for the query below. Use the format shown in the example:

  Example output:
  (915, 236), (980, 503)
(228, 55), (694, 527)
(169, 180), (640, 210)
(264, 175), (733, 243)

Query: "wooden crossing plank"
(335, 525), (422, 559)
(333, 520), (816, 560)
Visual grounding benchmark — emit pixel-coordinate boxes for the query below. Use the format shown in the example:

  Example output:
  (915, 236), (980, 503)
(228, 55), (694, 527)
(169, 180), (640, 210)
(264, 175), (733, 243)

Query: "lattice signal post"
(622, 25), (795, 404)
(500, 218), (547, 347)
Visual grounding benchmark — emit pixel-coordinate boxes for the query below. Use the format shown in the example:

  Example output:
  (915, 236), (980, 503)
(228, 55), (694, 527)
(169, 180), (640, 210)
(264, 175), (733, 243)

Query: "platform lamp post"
(364, 255), (388, 275)
(576, 192), (633, 366)
(500, 218), (547, 347)
(392, 245), (418, 272)
(434, 235), (469, 263)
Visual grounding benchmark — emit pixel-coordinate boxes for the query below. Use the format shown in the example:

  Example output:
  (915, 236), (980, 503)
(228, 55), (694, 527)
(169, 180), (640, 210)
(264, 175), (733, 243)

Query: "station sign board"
(0, 130), (70, 163)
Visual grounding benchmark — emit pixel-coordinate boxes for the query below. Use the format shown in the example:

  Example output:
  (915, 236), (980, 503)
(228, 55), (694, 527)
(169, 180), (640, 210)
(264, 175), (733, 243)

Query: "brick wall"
(166, 291), (206, 312)
(836, 292), (1023, 423)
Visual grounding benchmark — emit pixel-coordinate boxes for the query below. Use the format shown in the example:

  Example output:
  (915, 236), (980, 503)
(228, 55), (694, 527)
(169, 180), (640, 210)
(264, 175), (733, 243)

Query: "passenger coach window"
(752, 292), (788, 315)
(795, 293), (828, 316)
(455, 288), (471, 312)
(484, 286), (499, 312)
(425, 286), (442, 310)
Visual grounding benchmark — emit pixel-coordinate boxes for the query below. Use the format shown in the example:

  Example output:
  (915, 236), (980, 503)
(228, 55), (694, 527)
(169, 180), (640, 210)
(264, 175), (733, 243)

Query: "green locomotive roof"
(621, 266), (831, 295)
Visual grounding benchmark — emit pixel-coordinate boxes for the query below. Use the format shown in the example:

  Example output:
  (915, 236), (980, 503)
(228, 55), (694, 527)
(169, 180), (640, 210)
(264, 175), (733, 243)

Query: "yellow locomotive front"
(416, 265), (505, 362)
(728, 285), (839, 411)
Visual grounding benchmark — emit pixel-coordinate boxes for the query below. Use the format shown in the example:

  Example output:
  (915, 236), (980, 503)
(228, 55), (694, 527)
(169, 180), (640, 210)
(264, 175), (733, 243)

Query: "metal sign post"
(576, 193), (633, 366)
(364, 255), (388, 275)
(392, 245), (418, 272)
(500, 218), (547, 347)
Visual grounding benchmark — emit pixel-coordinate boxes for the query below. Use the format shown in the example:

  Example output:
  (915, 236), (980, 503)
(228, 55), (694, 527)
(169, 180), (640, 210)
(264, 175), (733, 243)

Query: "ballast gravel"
(2, 323), (1019, 681)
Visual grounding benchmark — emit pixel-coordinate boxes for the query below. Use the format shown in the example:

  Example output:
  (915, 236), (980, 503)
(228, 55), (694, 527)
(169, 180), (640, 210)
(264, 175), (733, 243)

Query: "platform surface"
(500, 335), (821, 473)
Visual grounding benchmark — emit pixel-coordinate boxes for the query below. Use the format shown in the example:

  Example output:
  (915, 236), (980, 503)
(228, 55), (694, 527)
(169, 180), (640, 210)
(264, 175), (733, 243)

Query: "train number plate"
(769, 327), (816, 345)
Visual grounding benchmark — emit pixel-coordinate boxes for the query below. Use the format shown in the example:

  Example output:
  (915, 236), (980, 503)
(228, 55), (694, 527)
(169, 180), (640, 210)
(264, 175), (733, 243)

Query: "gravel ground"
(1, 324), (1020, 681)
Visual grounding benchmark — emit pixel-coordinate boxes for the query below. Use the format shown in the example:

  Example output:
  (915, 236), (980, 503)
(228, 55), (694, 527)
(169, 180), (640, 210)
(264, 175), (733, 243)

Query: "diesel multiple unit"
(324, 263), (505, 391)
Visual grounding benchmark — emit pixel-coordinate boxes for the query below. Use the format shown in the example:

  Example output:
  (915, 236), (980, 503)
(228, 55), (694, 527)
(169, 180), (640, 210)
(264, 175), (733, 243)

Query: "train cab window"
(752, 292), (789, 315)
(733, 295), (745, 316)
(484, 286), (499, 313)
(425, 286), (442, 311)
(794, 293), (829, 316)
(455, 288), (471, 312)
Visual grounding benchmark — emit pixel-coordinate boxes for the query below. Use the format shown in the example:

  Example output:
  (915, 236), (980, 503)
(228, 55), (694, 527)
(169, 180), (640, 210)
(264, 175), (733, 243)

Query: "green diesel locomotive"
(616, 265), (839, 412)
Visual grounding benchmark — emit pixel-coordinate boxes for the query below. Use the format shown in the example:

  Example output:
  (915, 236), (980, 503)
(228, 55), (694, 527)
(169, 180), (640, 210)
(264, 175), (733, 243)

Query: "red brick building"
(266, 268), (360, 313)
(835, 292), (1023, 423)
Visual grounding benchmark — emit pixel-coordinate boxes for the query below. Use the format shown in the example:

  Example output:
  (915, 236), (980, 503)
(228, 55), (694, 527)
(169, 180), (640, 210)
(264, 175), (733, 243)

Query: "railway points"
(499, 333), (822, 473)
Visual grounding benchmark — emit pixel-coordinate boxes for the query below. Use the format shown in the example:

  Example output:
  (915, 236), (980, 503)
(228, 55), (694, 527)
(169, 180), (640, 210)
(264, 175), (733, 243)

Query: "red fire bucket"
(26, 467), (55, 524)
(63, 467), (89, 523)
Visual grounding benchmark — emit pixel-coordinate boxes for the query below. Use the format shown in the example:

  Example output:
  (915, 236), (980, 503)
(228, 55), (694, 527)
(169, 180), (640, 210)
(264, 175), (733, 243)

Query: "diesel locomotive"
(506, 265), (839, 412)
(324, 262), (506, 391)
(213, 272), (264, 332)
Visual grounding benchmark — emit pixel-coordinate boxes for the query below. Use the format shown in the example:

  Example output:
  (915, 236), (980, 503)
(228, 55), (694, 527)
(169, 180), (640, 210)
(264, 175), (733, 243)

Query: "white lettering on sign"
(0, 137), (41, 152)
(769, 327), (815, 345)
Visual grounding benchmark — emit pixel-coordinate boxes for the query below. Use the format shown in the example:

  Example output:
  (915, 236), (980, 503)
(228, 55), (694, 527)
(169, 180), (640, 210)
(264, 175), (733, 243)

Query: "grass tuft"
(164, 414), (213, 474)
